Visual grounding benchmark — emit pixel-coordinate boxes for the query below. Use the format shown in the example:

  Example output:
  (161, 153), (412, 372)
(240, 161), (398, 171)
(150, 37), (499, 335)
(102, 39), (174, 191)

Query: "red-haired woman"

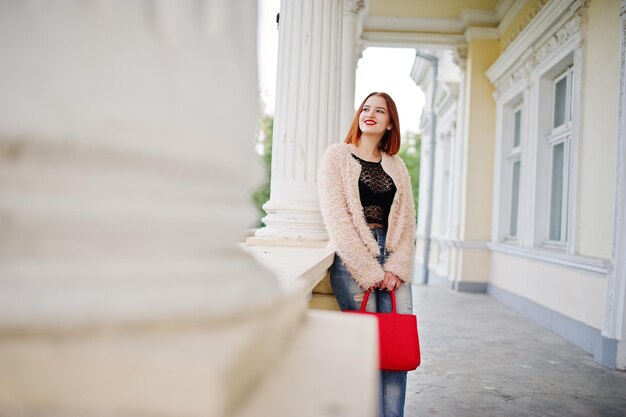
(318, 92), (416, 417)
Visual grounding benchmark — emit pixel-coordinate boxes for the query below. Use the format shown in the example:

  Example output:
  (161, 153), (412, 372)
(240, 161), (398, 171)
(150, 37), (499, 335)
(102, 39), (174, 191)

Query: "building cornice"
(496, 0), (517, 20)
(465, 27), (500, 41)
(363, 8), (500, 35)
(363, 16), (465, 34)
(361, 31), (465, 48)
(497, 0), (529, 38)
(459, 9), (500, 27)
(501, 0), (550, 49)
(486, 0), (583, 96)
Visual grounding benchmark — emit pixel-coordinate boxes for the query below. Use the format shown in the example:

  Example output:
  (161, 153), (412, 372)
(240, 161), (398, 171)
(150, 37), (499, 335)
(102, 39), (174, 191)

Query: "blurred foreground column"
(251, 0), (344, 244)
(0, 2), (304, 416)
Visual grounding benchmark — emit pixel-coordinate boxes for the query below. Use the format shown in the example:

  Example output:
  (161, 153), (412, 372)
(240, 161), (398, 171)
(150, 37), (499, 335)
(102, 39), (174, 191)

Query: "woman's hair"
(344, 92), (401, 155)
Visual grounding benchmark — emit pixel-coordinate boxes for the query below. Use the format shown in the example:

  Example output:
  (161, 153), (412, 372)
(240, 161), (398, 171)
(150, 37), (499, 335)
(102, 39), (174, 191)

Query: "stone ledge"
(242, 244), (335, 295)
(234, 310), (379, 417)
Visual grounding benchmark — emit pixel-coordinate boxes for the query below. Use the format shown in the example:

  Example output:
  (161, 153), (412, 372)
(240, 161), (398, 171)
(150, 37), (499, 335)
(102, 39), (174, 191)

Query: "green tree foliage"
(398, 131), (421, 218)
(252, 113), (273, 227)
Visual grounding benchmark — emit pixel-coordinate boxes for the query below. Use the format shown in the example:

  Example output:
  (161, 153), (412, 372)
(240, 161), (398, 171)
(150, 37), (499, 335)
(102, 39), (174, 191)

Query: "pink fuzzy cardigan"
(317, 143), (417, 290)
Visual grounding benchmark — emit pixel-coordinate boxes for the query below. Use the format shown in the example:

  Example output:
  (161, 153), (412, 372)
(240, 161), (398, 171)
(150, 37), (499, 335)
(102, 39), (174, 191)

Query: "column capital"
(343, 0), (365, 15)
(452, 44), (468, 71)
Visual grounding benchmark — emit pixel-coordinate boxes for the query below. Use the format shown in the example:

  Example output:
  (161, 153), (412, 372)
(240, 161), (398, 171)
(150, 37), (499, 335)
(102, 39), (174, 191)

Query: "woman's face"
(358, 95), (392, 138)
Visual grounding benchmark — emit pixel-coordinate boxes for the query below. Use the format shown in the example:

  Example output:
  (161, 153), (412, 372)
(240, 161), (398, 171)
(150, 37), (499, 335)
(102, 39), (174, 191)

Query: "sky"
(257, 0), (424, 133)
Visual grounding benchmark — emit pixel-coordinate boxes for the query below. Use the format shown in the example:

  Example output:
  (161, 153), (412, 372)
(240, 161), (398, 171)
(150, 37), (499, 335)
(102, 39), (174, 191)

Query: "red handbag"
(346, 289), (421, 371)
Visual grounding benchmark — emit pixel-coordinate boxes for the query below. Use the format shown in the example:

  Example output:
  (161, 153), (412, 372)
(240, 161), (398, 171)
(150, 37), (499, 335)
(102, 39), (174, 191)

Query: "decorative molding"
(356, 41), (366, 62)
(497, 0), (527, 35)
(343, 0), (365, 15)
(535, 18), (579, 63)
(602, 0), (626, 342)
(452, 44), (468, 70)
(502, 0), (550, 50)
(438, 81), (460, 114)
(410, 54), (431, 87)
(487, 242), (610, 275)
(487, 0), (579, 87)
(491, 49), (534, 100)
(571, 0), (592, 16)
(489, 13), (581, 99)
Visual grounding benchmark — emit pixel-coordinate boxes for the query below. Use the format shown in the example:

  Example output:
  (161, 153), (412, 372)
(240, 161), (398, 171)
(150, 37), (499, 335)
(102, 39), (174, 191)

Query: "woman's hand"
(379, 271), (402, 292)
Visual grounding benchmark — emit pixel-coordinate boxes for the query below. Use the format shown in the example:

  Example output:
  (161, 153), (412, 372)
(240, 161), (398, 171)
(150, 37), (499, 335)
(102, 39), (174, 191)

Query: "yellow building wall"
(368, 0), (498, 19)
(452, 38), (499, 285)
(462, 39), (499, 242)
(460, 249), (491, 283)
(577, 0), (620, 259)
(485, 2), (618, 335)
(490, 252), (607, 329)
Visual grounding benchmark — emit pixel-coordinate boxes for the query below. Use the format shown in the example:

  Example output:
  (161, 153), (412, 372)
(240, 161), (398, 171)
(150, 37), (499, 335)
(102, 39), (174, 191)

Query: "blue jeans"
(330, 227), (413, 417)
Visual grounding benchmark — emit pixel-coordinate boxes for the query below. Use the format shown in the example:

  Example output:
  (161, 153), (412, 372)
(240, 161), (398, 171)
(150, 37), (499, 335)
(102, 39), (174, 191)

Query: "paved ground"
(406, 285), (626, 417)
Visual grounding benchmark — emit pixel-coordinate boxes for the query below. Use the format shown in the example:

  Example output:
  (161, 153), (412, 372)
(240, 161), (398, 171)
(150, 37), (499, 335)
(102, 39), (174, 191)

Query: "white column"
(340, 0), (365, 135)
(451, 46), (468, 243)
(253, 0), (344, 243)
(0, 2), (305, 415)
(604, 0), (626, 370)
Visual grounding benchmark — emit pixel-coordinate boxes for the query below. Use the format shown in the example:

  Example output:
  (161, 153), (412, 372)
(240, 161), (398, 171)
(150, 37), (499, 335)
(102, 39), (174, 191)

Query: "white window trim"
(544, 66), (574, 247)
(489, 3), (586, 266)
(505, 104), (523, 241)
(551, 68), (573, 131)
(531, 38), (581, 254)
(544, 134), (571, 248)
(488, 242), (609, 275)
(433, 106), (457, 241)
(529, 32), (582, 254)
(602, 0), (626, 348)
(492, 82), (527, 245)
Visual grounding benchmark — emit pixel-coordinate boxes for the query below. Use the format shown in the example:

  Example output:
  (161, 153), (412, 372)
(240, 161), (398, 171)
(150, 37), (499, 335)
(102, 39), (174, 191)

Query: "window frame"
(543, 66), (574, 249)
(505, 104), (523, 241)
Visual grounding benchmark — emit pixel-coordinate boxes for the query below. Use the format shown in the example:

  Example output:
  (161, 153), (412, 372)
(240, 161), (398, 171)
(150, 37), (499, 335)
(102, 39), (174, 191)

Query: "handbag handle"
(360, 289), (397, 314)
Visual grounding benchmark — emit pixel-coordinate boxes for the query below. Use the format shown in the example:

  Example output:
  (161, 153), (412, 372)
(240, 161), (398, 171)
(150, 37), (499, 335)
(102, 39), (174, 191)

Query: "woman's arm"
(383, 161), (417, 283)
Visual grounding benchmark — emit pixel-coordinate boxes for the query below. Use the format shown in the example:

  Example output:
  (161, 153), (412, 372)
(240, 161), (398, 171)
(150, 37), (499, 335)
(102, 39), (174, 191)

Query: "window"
(437, 131), (452, 237)
(513, 108), (522, 148)
(510, 160), (521, 236)
(545, 66), (573, 246)
(507, 105), (523, 239)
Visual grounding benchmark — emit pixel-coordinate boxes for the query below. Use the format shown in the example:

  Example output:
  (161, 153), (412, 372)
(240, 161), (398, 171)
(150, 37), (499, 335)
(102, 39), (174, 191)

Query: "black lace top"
(352, 154), (397, 228)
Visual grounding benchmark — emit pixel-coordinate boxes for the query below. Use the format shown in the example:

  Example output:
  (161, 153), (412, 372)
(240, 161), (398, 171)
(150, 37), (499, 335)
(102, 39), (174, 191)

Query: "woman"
(318, 92), (416, 417)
